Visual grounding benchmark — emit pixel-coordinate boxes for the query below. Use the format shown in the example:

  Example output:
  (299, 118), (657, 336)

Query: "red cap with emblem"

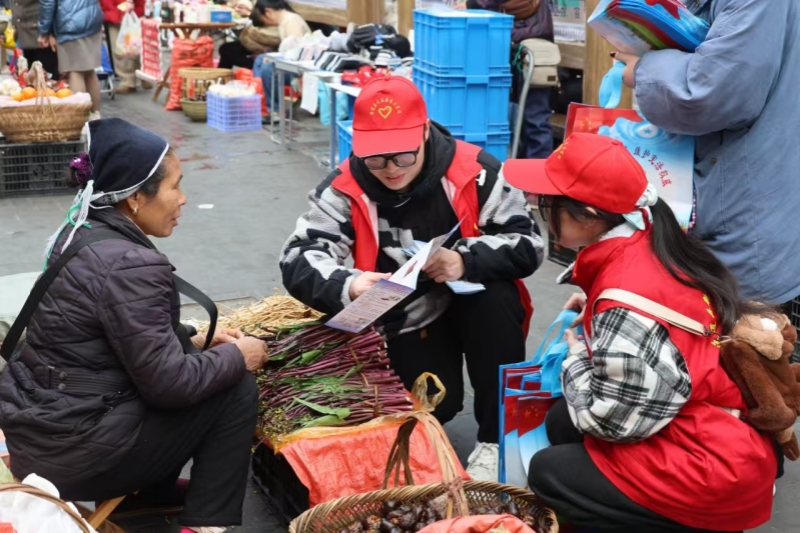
(503, 132), (649, 215)
(352, 76), (428, 158)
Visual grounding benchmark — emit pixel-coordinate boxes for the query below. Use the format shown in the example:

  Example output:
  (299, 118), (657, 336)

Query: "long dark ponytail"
(548, 196), (744, 333)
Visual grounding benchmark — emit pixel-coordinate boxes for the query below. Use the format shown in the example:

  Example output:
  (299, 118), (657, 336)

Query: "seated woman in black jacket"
(0, 119), (268, 533)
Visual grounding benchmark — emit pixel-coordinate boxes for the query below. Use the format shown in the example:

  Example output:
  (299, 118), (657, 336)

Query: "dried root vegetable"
(257, 322), (412, 442)
(198, 294), (322, 337)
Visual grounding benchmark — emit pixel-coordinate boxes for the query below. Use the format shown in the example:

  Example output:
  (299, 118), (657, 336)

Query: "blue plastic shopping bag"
(518, 392), (559, 477)
(498, 362), (539, 484)
(498, 310), (581, 486)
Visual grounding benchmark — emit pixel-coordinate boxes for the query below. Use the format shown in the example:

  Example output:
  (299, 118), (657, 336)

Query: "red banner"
(139, 18), (163, 82)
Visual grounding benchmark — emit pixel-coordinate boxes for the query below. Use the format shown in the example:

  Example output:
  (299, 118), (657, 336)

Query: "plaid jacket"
(562, 306), (693, 442)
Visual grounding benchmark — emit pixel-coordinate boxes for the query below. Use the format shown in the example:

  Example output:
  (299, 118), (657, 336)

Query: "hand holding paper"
(423, 248), (465, 283)
(326, 222), (464, 333)
(349, 272), (391, 300)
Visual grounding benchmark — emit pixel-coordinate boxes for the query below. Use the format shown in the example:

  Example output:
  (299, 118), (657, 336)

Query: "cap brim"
(502, 159), (563, 195)
(352, 125), (425, 158)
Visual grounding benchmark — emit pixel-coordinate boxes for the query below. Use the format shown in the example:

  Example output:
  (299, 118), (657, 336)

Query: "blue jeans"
(254, 54), (292, 113)
(521, 88), (554, 159)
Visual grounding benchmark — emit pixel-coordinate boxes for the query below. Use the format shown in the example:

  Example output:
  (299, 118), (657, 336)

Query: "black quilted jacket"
(0, 210), (245, 482)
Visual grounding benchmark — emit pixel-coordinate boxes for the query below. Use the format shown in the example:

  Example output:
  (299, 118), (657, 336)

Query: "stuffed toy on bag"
(719, 312), (800, 460)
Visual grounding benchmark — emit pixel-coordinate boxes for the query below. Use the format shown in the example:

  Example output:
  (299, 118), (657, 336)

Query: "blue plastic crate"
(337, 120), (353, 164)
(413, 65), (511, 136)
(413, 9), (513, 77)
(451, 130), (510, 162)
(207, 93), (262, 133)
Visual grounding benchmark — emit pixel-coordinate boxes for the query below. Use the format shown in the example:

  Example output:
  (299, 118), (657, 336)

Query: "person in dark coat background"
(0, 119), (269, 533)
(457, 0), (554, 159)
(11, 0), (59, 78)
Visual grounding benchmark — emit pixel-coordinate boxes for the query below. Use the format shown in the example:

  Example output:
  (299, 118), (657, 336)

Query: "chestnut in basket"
(366, 514), (382, 531)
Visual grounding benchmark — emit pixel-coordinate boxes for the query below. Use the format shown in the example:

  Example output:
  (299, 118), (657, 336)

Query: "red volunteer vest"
(573, 228), (775, 530)
(330, 141), (533, 338)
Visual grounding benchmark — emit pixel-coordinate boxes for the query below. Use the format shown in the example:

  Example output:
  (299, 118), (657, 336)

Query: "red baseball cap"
(352, 76), (428, 158)
(503, 133), (649, 215)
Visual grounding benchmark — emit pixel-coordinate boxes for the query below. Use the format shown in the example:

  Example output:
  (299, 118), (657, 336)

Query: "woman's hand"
(191, 327), (245, 349)
(349, 271), (391, 300)
(611, 51), (639, 89)
(564, 292), (587, 327)
(235, 336), (269, 372)
(234, 2), (252, 16)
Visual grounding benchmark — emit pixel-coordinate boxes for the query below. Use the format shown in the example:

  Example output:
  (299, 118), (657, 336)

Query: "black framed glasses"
(362, 147), (420, 170)
(538, 195), (553, 221)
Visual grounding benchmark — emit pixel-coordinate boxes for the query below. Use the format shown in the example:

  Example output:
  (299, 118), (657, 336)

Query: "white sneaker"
(466, 442), (499, 482)
(187, 528), (226, 533)
(88, 111), (101, 121)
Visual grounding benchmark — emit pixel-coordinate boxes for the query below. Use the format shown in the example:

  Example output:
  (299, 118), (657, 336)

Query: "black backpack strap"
(174, 276), (217, 352)
(0, 230), (124, 362)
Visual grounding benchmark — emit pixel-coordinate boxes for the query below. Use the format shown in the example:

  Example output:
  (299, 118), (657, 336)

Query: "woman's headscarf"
(44, 118), (170, 263)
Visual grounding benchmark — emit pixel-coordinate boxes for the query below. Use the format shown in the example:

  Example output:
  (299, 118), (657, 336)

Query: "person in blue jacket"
(613, 0), (800, 319)
(39, 0), (104, 118)
(457, 0), (554, 159)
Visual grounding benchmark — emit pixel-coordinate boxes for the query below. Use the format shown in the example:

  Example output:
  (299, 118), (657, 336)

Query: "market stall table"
(151, 22), (237, 102)
(266, 54), (338, 149)
(326, 82), (361, 170)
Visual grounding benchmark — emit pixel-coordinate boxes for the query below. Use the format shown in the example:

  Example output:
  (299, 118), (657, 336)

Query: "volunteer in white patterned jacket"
(280, 77), (544, 481)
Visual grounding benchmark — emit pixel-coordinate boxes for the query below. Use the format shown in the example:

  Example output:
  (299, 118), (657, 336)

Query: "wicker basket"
(0, 482), (91, 532)
(181, 98), (207, 121)
(289, 413), (558, 533)
(0, 62), (90, 144)
(179, 67), (233, 103)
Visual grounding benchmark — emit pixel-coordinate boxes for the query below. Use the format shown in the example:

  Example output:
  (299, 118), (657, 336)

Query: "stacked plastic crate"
(412, 8), (514, 161)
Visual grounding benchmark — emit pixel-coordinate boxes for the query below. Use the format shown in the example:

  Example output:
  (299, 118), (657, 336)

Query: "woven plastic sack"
(274, 373), (470, 506)
(418, 515), (536, 533)
(165, 37), (215, 111)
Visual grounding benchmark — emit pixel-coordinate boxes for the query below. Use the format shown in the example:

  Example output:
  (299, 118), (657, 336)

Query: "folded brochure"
(402, 241), (485, 296)
(326, 221), (465, 333)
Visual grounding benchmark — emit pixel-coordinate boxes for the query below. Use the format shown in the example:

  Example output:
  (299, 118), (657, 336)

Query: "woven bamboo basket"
(0, 482), (92, 532)
(178, 67), (233, 102)
(0, 62), (90, 143)
(289, 413), (558, 533)
(180, 98), (207, 121)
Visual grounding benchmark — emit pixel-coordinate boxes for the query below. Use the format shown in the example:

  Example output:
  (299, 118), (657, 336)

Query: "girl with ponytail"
(502, 133), (778, 532)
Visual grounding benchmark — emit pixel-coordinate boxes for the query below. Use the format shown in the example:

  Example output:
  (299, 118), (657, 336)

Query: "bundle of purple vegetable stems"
(256, 322), (413, 443)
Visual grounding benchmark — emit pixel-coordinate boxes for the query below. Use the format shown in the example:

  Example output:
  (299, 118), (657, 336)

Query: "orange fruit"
(56, 88), (72, 98)
(12, 92), (24, 102)
(46, 89), (56, 97)
(21, 87), (36, 100)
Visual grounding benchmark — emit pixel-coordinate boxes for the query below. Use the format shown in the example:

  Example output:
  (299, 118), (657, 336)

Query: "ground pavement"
(0, 92), (796, 532)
